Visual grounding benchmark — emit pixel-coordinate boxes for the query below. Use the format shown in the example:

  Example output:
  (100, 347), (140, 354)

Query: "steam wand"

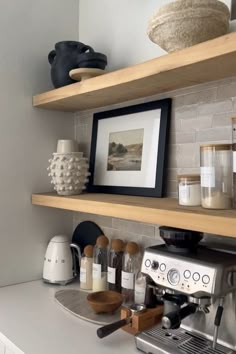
(212, 297), (224, 350)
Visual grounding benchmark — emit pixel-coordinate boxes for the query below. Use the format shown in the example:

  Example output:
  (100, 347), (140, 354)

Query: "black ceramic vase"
(48, 41), (94, 88)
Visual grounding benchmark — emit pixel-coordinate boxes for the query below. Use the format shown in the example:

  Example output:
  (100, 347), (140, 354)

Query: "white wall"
(0, 0), (78, 287)
(79, 0), (231, 70)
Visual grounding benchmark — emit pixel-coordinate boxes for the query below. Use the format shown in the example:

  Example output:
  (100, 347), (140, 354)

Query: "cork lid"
(96, 235), (109, 248)
(232, 117), (236, 122)
(84, 245), (93, 258)
(177, 174), (200, 181)
(200, 143), (232, 151)
(111, 239), (125, 252)
(125, 242), (139, 255)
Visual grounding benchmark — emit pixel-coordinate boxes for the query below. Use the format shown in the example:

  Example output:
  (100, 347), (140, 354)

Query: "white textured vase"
(147, 0), (230, 53)
(47, 152), (90, 196)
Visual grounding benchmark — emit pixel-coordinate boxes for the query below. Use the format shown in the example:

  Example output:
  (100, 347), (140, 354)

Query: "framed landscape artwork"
(88, 99), (172, 197)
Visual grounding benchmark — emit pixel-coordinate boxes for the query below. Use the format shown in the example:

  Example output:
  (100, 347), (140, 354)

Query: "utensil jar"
(200, 144), (232, 209)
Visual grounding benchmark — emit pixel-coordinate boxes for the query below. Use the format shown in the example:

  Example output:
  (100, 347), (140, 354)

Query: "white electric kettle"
(43, 235), (81, 285)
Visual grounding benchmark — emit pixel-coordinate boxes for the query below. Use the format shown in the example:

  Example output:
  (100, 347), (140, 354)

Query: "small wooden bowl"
(87, 291), (123, 314)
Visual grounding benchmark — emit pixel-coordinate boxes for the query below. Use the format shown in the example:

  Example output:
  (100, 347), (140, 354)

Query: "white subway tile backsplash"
(174, 88), (217, 107)
(180, 115), (212, 132)
(212, 112), (233, 127)
(73, 212), (113, 229)
(197, 100), (233, 115)
(170, 131), (196, 144)
(73, 77), (236, 249)
(196, 126), (232, 142)
(141, 236), (162, 249)
(217, 82), (236, 100)
(112, 218), (155, 238)
(233, 98), (236, 112)
(174, 105), (198, 120)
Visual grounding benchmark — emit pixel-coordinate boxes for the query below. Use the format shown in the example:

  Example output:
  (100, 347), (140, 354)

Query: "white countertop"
(0, 280), (139, 354)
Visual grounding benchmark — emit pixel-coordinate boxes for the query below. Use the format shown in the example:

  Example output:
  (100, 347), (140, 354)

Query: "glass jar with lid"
(121, 241), (140, 304)
(178, 174), (201, 206)
(80, 245), (93, 290)
(108, 239), (124, 293)
(92, 235), (109, 291)
(232, 117), (236, 208)
(200, 144), (232, 209)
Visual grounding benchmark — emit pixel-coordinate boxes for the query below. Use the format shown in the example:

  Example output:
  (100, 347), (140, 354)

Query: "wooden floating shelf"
(33, 33), (236, 112)
(32, 193), (236, 238)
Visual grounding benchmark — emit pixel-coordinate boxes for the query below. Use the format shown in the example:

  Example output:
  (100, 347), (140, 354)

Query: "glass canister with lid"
(80, 245), (93, 290)
(232, 117), (236, 208)
(92, 235), (109, 291)
(121, 242), (140, 304)
(200, 144), (233, 209)
(177, 174), (201, 206)
(108, 239), (124, 293)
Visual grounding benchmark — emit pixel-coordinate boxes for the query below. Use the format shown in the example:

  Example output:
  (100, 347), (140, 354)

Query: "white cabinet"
(0, 340), (5, 354)
(0, 333), (23, 354)
(5, 345), (23, 354)
(5, 348), (14, 354)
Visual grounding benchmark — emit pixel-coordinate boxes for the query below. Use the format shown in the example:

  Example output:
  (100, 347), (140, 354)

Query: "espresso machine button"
(184, 270), (191, 279)
(193, 272), (200, 282)
(145, 259), (151, 268)
(167, 269), (180, 286)
(159, 263), (166, 272)
(151, 261), (159, 270)
(202, 275), (210, 284)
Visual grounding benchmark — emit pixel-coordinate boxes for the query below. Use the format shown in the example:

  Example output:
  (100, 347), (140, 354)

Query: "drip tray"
(135, 326), (235, 354)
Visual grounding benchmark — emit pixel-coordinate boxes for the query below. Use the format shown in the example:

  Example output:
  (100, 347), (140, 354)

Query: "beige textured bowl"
(147, 0), (230, 53)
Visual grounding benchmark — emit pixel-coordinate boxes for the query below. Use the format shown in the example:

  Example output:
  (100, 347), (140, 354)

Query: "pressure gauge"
(167, 268), (180, 286)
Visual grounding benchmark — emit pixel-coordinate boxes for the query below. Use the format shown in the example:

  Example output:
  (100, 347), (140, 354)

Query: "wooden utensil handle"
(97, 318), (130, 338)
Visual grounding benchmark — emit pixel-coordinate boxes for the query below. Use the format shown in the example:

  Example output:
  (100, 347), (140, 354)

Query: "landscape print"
(107, 128), (144, 171)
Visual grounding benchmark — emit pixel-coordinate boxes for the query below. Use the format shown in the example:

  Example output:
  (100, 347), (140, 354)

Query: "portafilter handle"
(162, 304), (198, 329)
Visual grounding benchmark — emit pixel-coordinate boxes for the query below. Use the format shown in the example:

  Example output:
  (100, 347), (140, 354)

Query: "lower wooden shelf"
(32, 193), (236, 238)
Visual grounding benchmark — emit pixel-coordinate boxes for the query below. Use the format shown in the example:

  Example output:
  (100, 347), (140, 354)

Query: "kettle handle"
(70, 243), (81, 276)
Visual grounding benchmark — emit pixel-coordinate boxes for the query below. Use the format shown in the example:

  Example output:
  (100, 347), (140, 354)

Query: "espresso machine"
(135, 227), (236, 354)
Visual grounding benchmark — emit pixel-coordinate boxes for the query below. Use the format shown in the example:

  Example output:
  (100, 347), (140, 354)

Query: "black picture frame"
(88, 98), (172, 197)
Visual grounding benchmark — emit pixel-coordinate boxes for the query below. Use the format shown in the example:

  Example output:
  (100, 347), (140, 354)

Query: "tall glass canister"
(200, 144), (233, 209)
(232, 118), (236, 208)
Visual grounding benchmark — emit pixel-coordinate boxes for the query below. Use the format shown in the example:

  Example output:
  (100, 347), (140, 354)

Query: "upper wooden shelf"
(33, 33), (236, 112)
(32, 193), (236, 238)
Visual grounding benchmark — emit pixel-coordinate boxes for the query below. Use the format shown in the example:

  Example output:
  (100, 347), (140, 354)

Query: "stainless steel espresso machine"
(136, 227), (236, 354)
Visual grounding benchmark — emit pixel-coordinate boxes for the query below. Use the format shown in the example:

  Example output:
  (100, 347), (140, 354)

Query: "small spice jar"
(80, 245), (93, 290)
(200, 144), (233, 209)
(108, 239), (124, 293)
(178, 174), (201, 206)
(92, 235), (109, 291)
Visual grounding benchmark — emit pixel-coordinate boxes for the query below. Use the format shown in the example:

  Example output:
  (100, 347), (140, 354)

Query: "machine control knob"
(193, 272), (200, 282)
(151, 261), (159, 270)
(145, 259), (151, 268)
(184, 270), (191, 279)
(160, 263), (166, 272)
(202, 275), (210, 285)
(227, 271), (236, 287)
(167, 269), (180, 286)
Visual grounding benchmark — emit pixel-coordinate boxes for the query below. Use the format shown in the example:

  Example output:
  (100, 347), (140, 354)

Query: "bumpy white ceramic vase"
(147, 0), (230, 53)
(47, 152), (90, 196)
